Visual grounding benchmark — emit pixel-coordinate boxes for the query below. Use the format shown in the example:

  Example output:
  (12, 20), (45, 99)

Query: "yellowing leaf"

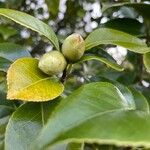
(7, 58), (64, 102)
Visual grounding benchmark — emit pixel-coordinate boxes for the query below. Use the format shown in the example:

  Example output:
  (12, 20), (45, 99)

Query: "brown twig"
(60, 64), (73, 84)
(60, 67), (67, 83)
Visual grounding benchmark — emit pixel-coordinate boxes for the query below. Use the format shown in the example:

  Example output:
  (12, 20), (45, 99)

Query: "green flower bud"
(62, 33), (85, 62)
(38, 51), (67, 76)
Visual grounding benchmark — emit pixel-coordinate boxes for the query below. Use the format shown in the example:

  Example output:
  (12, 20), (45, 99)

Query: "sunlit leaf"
(85, 28), (150, 53)
(31, 82), (150, 149)
(0, 9), (59, 50)
(7, 58), (64, 101)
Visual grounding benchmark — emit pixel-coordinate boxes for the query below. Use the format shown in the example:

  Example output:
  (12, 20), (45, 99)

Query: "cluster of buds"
(38, 33), (85, 76)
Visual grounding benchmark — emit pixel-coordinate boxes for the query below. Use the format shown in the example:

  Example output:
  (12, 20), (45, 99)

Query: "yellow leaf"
(7, 58), (64, 102)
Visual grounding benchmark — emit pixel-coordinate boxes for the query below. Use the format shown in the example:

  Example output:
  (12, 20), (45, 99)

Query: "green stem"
(66, 64), (73, 75)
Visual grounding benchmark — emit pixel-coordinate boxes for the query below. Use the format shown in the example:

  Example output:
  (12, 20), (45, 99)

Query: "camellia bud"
(38, 51), (67, 76)
(62, 33), (85, 62)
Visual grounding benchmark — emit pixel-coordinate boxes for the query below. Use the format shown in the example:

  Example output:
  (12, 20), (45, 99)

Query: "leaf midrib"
(80, 55), (123, 71)
(85, 40), (147, 50)
(10, 77), (51, 98)
(18, 60), (42, 80)
(0, 9), (59, 50)
(46, 107), (134, 147)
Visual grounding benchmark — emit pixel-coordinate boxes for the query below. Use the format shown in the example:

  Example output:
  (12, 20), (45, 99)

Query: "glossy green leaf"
(88, 79), (149, 114)
(85, 28), (150, 53)
(144, 52), (150, 73)
(0, 77), (15, 149)
(31, 82), (150, 149)
(7, 58), (64, 101)
(49, 111), (150, 148)
(0, 106), (14, 150)
(0, 8), (59, 50)
(78, 55), (124, 71)
(5, 99), (61, 150)
(101, 18), (146, 36)
(32, 82), (138, 149)
(103, 3), (150, 19)
(129, 87), (149, 113)
(112, 82), (149, 113)
(0, 43), (31, 72)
